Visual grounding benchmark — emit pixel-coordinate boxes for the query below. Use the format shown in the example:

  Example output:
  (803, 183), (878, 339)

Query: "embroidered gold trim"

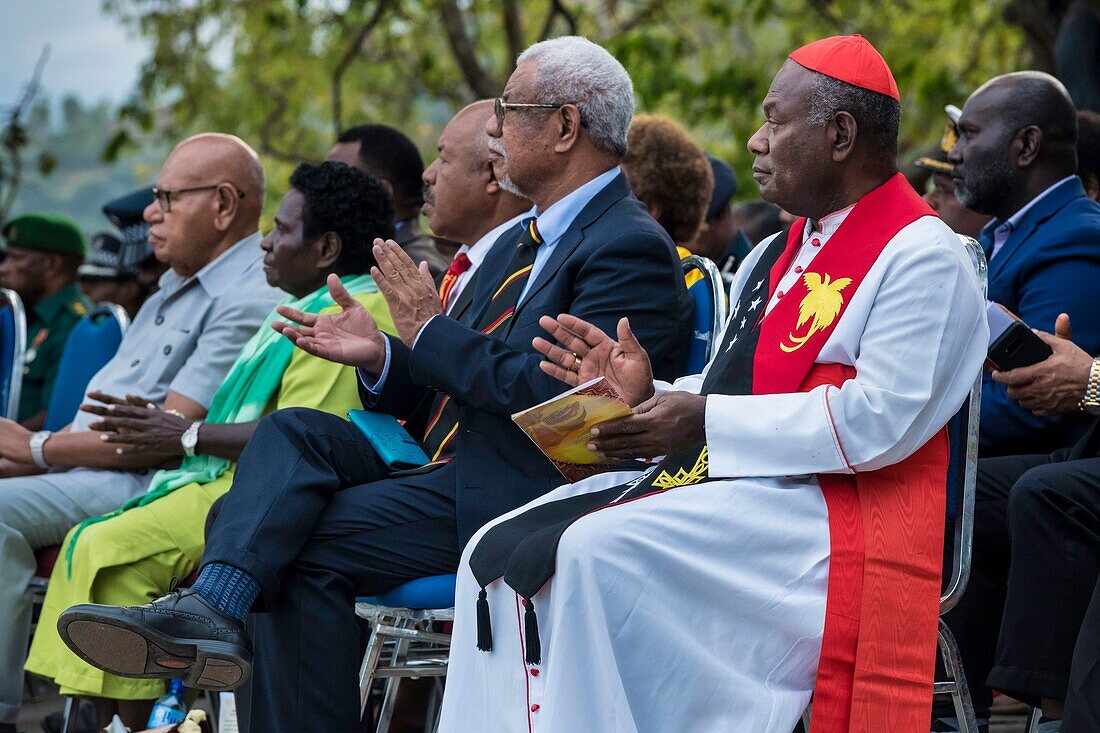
(651, 446), (709, 489)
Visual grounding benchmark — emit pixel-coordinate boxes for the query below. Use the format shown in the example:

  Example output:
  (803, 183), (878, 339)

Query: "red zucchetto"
(788, 34), (900, 101)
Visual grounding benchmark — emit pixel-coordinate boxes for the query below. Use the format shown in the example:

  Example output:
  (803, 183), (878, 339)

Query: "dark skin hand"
(371, 238), (443, 347)
(534, 313), (707, 460)
(588, 391), (708, 460)
(82, 391), (259, 462)
(991, 314), (1094, 416)
(533, 314), (656, 408)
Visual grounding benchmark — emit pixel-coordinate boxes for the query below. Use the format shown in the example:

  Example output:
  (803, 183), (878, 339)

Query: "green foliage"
(103, 0), (1030, 208)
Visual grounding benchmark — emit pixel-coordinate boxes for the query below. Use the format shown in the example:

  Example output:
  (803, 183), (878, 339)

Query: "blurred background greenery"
(5, 0), (1100, 235)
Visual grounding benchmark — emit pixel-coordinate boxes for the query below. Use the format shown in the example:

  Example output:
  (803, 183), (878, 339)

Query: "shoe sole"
(58, 612), (251, 691)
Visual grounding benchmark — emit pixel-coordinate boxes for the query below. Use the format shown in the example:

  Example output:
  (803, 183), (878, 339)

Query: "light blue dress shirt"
(362, 166), (622, 393)
(69, 232), (281, 432)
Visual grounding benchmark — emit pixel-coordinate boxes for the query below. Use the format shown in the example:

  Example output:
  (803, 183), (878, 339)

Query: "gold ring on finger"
(570, 353), (583, 372)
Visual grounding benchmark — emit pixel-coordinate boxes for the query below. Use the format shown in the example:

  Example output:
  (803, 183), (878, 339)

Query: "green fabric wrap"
(63, 274), (378, 577)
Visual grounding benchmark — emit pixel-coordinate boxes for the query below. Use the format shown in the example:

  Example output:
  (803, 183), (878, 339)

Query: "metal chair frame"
(90, 301), (132, 333)
(930, 235), (988, 733)
(0, 287), (27, 419)
(31, 302), (131, 733)
(356, 603), (453, 733)
(681, 254), (729, 364)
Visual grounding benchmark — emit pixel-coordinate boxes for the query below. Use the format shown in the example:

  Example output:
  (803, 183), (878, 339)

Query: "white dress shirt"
(446, 210), (533, 313)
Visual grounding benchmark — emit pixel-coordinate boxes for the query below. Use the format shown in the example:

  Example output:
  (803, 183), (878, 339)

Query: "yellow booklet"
(512, 377), (633, 482)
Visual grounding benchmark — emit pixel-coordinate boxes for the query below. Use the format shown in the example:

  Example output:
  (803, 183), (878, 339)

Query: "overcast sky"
(1, 1), (148, 108)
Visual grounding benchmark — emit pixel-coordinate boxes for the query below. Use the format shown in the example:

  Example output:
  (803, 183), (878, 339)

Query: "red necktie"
(439, 252), (473, 311)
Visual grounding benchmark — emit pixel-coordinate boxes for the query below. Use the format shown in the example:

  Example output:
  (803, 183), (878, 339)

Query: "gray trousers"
(0, 467), (151, 724)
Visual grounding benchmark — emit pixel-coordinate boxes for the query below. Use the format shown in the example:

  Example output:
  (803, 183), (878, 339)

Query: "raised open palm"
(272, 273), (387, 372)
(533, 315), (655, 407)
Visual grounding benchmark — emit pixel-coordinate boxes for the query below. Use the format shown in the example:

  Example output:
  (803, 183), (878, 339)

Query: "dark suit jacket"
(364, 172), (692, 547)
(982, 177), (1100, 456)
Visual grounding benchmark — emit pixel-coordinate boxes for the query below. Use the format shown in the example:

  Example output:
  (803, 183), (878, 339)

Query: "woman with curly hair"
(621, 114), (714, 256)
(25, 161), (398, 730)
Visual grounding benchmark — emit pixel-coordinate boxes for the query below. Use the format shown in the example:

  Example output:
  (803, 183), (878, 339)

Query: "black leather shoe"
(57, 588), (251, 691)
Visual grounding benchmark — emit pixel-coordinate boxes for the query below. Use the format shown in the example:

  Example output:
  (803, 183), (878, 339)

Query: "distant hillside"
(13, 96), (167, 238)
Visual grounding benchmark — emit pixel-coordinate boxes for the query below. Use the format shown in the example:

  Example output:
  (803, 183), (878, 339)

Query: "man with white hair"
(438, 35), (986, 733)
(59, 37), (691, 733)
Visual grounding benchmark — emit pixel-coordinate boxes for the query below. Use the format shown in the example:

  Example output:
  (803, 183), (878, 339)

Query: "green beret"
(2, 213), (86, 257)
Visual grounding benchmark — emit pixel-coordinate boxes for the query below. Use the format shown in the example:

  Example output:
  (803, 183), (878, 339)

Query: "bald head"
(422, 99), (527, 245)
(449, 100), (494, 162)
(169, 133), (266, 217)
(145, 133), (266, 276)
(950, 71), (1079, 219)
(970, 72), (1078, 151)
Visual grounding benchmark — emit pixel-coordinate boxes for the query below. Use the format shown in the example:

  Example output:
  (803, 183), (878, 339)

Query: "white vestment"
(438, 212), (988, 733)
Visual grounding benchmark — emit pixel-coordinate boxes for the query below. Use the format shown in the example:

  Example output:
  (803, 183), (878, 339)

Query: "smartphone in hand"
(985, 302), (1053, 371)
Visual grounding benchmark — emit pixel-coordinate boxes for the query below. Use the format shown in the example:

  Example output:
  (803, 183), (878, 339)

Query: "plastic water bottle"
(147, 678), (188, 726)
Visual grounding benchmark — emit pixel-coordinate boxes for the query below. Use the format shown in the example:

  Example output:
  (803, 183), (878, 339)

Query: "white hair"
(517, 36), (635, 158)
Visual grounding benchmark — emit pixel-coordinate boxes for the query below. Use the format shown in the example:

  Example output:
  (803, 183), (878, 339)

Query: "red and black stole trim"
(471, 176), (946, 732)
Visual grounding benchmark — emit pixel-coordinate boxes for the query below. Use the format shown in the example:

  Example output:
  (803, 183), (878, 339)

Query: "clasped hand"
(533, 314), (706, 460)
(273, 239), (442, 373)
(81, 391), (188, 456)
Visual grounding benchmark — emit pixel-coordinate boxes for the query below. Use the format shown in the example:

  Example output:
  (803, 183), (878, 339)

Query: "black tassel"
(523, 598), (541, 665)
(476, 588), (493, 652)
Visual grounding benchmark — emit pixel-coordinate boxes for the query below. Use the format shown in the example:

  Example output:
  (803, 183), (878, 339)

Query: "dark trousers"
(1064, 578), (1100, 732)
(940, 448), (1100, 711)
(203, 407), (462, 733)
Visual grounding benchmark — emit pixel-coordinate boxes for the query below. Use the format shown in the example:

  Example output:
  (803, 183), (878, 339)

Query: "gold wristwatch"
(1081, 358), (1100, 416)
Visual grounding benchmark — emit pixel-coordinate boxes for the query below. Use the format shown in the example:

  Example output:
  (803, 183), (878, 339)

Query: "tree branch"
(0, 45), (49, 224)
(503, 0), (524, 60)
(1003, 0), (1061, 72)
(615, 0), (663, 34)
(539, 0), (578, 40)
(255, 82), (310, 163)
(440, 0), (499, 99)
(331, 0), (390, 135)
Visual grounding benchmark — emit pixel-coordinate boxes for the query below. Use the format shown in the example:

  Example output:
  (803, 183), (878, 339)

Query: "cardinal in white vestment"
(438, 35), (989, 733)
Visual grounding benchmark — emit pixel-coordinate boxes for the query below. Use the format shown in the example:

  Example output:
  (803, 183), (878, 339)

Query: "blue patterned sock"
(191, 562), (261, 622)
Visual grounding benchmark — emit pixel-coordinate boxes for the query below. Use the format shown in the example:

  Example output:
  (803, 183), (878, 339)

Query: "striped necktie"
(421, 218), (543, 461)
(439, 252), (472, 311)
(474, 217), (543, 335)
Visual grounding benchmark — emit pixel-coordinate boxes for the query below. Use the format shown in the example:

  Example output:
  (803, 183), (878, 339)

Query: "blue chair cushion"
(44, 311), (125, 431)
(357, 574), (457, 609)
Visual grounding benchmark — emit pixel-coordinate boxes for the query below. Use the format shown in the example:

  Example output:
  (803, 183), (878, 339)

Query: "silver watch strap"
(182, 421), (203, 458)
(29, 430), (52, 469)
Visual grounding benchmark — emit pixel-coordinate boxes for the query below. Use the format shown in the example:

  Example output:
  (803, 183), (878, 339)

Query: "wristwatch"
(1082, 358), (1100, 416)
(181, 421), (203, 458)
(29, 430), (52, 469)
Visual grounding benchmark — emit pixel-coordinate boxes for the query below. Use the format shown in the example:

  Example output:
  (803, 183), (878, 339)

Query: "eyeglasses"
(493, 97), (585, 128)
(151, 184), (245, 213)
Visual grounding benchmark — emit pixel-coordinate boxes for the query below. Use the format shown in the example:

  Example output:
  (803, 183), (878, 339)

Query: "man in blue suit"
(949, 70), (1100, 456)
(60, 37), (691, 733)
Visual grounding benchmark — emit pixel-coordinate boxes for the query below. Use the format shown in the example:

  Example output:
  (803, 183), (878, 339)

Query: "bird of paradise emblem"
(780, 272), (852, 352)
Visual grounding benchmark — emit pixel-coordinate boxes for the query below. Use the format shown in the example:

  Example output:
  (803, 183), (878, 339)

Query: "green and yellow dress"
(25, 278), (394, 700)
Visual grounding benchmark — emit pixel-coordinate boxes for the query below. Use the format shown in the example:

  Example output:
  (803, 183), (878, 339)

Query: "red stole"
(753, 174), (947, 732)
